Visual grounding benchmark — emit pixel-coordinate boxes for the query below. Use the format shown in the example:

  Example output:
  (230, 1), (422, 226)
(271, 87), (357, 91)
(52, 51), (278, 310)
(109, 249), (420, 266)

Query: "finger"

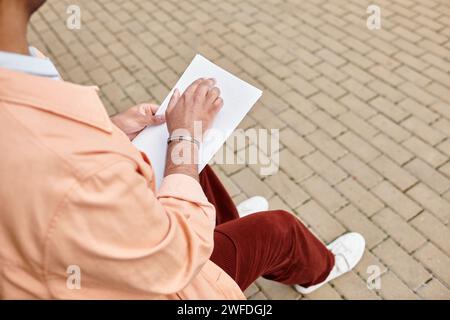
(184, 78), (205, 105)
(135, 104), (165, 126)
(206, 78), (216, 87)
(193, 78), (216, 103)
(195, 82), (211, 102)
(139, 103), (158, 116)
(150, 114), (166, 125)
(212, 97), (224, 112)
(202, 78), (216, 90)
(137, 103), (151, 116)
(184, 78), (204, 101)
(166, 89), (180, 113)
(206, 87), (220, 105)
(149, 103), (160, 115)
(137, 103), (153, 122)
(147, 103), (165, 124)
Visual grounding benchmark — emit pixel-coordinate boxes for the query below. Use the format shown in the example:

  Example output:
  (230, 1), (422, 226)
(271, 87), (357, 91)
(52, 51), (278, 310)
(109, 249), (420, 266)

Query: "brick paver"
(30, 0), (450, 299)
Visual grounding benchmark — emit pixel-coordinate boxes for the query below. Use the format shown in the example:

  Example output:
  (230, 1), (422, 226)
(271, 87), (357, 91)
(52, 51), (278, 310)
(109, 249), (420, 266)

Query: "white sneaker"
(236, 196), (269, 217)
(295, 232), (365, 294)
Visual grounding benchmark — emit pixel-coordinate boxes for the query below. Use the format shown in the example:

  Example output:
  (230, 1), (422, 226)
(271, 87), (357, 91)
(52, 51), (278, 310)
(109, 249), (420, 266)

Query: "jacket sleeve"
(43, 161), (216, 298)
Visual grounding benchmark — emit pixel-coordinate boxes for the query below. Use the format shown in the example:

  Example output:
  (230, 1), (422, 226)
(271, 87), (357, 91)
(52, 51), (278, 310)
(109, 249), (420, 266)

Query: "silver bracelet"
(167, 135), (201, 148)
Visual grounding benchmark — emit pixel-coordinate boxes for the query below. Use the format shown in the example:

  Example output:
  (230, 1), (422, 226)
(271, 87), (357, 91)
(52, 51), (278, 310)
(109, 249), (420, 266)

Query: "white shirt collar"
(0, 47), (60, 79)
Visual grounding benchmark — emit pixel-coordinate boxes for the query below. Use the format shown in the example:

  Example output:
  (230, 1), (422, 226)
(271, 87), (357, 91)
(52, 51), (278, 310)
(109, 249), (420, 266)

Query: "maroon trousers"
(199, 166), (335, 291)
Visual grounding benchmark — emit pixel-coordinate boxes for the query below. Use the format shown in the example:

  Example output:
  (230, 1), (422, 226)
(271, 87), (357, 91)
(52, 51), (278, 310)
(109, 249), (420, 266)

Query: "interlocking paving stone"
(31, 0), (450, 300)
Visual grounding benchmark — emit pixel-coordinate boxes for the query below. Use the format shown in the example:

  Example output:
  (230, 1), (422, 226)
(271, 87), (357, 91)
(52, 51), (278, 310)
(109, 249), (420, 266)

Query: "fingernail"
(155, 115), (165, 121)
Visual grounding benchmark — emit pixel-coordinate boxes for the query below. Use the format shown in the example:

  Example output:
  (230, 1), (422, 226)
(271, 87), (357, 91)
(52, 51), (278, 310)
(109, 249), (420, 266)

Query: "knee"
(267, 210), (297, 223)
(259, 210), (302, 237)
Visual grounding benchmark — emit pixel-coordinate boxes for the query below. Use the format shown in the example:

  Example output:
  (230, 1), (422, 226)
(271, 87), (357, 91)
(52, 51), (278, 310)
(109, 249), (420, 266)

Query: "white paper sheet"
(132, 54), (263, 189)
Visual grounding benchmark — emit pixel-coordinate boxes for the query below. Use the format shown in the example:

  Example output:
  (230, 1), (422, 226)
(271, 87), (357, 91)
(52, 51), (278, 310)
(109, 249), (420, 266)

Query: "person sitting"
(0, 0), (365, 299)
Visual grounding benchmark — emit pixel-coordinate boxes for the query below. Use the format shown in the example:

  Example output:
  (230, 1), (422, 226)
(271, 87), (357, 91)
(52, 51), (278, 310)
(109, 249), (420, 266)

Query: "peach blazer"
(0, 68), (245, 300)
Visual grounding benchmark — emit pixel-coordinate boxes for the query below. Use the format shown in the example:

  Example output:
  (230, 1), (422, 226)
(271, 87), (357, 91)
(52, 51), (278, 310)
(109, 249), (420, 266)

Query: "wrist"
(167, 134), (201, 148)
(111, 113), (131, 134)
(165, 140), (199, 181)
(110, 113), (124, 128)
(167, 139), (199, 164)
(168, 123), (203, 143)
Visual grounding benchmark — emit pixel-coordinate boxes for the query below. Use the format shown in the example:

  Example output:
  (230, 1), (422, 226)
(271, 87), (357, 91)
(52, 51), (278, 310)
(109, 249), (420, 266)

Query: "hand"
(111, 103), (165, 140)
(165, 78), (223, 141)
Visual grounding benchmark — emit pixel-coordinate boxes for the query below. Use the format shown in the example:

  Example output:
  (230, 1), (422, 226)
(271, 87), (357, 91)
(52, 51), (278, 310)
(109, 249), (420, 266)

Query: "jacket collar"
(0, 67), (112, 133)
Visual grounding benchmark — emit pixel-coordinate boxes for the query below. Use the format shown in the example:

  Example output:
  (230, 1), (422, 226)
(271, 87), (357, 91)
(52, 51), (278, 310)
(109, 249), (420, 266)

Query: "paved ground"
(30, 0), (450, 299)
